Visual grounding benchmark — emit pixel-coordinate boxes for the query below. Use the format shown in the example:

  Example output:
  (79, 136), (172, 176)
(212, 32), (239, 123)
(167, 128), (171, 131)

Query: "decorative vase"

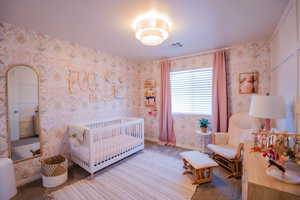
(201, 127), (208, 133)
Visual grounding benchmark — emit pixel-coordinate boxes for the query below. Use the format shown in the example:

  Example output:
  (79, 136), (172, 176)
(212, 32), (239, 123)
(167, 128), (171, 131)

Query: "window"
(170, 67), (212, 115)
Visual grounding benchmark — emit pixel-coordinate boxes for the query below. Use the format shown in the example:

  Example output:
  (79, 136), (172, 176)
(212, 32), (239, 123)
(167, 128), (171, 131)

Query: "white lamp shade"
(249, 95), (286, 119)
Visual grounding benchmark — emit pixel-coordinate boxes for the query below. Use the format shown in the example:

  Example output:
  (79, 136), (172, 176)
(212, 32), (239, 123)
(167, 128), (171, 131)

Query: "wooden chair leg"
(226, 173), (234, 179)
(200, 169), (205, 179)
(89, 173), (94, 180)
(192, 169), (201, 185)
(212, 154), (242, 178)
(206, 168), (212, 182)
(183, 159), (189, 169)
(182, 171), (193, 175)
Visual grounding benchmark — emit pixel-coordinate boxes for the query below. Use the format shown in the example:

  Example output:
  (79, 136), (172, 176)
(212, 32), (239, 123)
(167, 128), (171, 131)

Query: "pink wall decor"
(67, 69), (98, 94)
(239, 72), (259, 94)
(144, 80), (156, 107)
(144, 80), (157, 116)
(67, 68), (127, 103)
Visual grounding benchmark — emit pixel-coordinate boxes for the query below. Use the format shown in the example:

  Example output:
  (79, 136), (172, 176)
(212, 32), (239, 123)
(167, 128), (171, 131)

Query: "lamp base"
(264, 118), (271, 131)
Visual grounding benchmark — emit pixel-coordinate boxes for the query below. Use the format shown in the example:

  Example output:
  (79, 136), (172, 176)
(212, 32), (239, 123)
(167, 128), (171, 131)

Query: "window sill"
(172, 112), (211, 117)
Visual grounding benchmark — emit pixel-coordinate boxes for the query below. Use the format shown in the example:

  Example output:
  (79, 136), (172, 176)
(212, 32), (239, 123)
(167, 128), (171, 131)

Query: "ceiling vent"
(170, 42), (183, 48)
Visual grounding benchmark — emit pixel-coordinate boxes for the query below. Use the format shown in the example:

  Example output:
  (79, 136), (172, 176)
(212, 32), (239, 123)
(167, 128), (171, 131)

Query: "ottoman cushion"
(180, 151), (218, 169)
(207, 144), (237, 159)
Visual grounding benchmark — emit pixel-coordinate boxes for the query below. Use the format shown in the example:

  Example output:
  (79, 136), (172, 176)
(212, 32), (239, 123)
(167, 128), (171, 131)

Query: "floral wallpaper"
(0, 22), (140, 185)
(139, 41), (270, 149)
(227, 42), (270, 113)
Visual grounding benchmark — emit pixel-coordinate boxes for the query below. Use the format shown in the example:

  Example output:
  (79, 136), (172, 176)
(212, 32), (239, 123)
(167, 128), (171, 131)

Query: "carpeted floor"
(13, 141), (241, 200)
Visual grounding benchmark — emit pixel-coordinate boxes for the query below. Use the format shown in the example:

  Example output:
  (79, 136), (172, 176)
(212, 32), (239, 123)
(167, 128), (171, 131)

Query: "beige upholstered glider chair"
(207, 113), (261, 178)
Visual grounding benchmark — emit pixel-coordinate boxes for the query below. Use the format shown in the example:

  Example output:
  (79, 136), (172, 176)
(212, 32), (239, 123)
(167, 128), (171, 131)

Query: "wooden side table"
(195, 130), (212, 153)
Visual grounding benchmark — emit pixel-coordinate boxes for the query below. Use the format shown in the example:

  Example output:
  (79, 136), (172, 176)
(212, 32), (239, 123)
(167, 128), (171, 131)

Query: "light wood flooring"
(13, 141), (241, 200)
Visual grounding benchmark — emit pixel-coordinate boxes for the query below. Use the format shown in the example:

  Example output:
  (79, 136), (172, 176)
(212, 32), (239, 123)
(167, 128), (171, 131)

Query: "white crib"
(68, 117), (144, 175)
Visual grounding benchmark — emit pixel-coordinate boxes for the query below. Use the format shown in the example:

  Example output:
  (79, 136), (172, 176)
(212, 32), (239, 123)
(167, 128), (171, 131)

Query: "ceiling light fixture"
(133, 11), (171, 46)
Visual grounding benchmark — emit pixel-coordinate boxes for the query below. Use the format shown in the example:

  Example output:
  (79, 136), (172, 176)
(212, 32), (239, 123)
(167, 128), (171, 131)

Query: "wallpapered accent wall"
(0, 23), (140, 185)
(139, 41), (270, 149)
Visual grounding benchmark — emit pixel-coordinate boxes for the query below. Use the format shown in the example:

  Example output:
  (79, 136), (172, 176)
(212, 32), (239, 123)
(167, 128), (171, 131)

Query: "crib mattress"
(72, 135), (142, 163)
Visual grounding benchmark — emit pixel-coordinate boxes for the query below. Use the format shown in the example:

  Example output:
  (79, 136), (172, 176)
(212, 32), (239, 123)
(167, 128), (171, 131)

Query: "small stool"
(179, 151), (218, 185)
(0, 158), (17, 200)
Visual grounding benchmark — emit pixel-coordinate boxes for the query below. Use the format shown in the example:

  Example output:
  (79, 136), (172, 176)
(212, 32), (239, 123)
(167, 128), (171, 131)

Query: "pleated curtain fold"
(212, 51), (228, 132)
(159, 60), (176, 145)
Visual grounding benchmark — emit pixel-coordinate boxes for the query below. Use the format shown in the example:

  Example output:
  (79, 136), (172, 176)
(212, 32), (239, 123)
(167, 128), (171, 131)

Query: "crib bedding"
(72, 134), (142, 163)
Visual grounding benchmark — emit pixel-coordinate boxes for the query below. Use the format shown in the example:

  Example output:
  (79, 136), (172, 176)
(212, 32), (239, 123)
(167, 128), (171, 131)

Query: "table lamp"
(249, 95), (286, 130)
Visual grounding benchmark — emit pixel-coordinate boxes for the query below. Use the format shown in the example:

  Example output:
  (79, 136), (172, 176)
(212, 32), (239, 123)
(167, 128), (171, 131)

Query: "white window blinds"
(170, 67), (212, 115)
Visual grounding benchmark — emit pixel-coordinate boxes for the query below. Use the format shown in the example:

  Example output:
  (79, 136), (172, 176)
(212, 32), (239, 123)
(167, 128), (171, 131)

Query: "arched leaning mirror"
(7, 65), (41, 162)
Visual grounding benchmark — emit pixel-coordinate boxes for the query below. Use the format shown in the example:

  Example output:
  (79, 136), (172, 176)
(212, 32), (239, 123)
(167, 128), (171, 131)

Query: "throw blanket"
(68, 125), (88, 146)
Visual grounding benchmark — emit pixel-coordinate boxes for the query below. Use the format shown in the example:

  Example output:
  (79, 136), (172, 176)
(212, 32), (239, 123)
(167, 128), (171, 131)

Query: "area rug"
(50, 150), (195, 200)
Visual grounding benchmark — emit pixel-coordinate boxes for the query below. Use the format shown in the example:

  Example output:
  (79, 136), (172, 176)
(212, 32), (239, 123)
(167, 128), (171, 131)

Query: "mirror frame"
(5, 64), (43, 163)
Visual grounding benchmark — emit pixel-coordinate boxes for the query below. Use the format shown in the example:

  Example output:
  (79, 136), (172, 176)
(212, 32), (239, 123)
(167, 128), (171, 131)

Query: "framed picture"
(239, 72), (259, 94)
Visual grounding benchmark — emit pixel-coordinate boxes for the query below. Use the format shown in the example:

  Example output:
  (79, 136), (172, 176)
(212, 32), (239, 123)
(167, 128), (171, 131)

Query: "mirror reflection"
(7, 66), (41, 161)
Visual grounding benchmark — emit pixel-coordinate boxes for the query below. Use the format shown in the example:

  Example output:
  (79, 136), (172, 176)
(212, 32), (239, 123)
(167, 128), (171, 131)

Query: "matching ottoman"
(179, 151), (218, 185)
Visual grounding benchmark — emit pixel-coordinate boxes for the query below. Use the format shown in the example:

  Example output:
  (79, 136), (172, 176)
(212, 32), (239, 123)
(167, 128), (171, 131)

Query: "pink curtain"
(212, 51), (228, 132)
(159, 60), (176, 145)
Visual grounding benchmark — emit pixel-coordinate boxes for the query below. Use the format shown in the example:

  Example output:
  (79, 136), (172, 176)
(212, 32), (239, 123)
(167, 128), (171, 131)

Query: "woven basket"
(41, 155), (67, 177)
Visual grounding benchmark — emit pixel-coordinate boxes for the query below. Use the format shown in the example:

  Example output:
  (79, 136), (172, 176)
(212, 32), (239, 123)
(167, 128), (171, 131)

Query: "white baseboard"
(144, 137), (199, 151)
(175, 143), (199, 150)
(145, 137), (159, 143)
(17, 173), (41, 187)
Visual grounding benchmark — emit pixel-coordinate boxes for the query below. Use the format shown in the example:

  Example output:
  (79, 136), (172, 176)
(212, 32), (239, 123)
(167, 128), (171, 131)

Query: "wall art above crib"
(67, 68), (127, 102)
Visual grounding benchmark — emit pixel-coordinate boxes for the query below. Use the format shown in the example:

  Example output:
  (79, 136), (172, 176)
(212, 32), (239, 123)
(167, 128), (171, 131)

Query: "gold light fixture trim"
(133, 11), (171, 46)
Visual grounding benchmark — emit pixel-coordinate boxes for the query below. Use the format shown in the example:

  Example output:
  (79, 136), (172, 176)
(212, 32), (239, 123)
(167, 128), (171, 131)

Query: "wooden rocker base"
(212, 154), (242, 178)
(182, 158), (215, 185)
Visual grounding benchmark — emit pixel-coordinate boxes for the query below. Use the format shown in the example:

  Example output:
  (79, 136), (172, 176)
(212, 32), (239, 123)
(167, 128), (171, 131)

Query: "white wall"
(270, 0), (299, 132)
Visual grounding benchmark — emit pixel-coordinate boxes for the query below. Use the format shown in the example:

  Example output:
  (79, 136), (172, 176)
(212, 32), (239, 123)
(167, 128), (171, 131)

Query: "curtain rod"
(160, 46), (231, 61)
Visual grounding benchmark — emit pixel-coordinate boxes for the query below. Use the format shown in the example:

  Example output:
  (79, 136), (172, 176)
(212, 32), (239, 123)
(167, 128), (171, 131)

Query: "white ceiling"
(0, 0), (289, 61)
